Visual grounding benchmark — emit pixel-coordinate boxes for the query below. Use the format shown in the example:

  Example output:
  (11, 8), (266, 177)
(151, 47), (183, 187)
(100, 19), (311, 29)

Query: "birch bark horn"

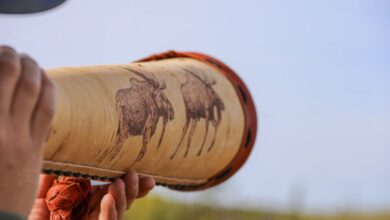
(42, 51), (257, 191)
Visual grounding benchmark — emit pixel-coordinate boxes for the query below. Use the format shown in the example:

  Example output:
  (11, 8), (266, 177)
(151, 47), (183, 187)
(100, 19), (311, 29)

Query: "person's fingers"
(123, 171), (139, 209)
(31, 72), (56, 141)
(36, 174), (56, 198)
(108, 178), (127, 219)
(88, 184), (109, 218)
(28, 174), (55, 220)
(28, 198), (50, 220)
(0, 46), (21, 115)
(137, 177), (155, 199)
(98, 194), (117, 220)
(11, 55), (42, 129)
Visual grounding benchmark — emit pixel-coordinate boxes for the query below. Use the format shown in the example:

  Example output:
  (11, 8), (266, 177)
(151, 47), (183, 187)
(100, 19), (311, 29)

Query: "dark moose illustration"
(99, 68), (174, 162)
(99, 66), (224, 163)
(170, 68), (225, 159)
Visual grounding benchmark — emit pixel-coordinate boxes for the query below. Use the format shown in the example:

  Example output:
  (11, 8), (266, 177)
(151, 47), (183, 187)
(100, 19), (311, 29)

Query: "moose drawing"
(170, 68), (225, 159)
(99, 68), (174, 163)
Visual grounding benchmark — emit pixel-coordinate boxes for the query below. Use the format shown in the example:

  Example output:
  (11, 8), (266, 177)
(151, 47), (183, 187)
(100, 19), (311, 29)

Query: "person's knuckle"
(21, 68), (42, 93)
(0, 45), (16, 53)
(45, 78), (56, 93)
(42, 87), (56, 117)
(18, 57), (43, 94)
(22, 54), (37, 63)
(41, 101), (56, 119)
(24, 79), (40, 94)
(22, 55), (40, 70)
(0, 57), (20, 79)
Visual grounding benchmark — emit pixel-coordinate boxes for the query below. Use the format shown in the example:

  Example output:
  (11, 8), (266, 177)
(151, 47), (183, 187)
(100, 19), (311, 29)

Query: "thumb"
(28, 175), (56, 220)
(36, 174), (56, 198)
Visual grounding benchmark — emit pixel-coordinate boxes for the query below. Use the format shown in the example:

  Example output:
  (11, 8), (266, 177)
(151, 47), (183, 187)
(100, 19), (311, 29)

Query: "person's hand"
(28, 171), (155, 220)
(0, 46), (55, 217)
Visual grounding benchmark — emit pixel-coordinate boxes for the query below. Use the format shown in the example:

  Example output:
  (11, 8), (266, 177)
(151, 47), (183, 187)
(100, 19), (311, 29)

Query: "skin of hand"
(28, 171), (155, 220)
(0, 46), (56, 217)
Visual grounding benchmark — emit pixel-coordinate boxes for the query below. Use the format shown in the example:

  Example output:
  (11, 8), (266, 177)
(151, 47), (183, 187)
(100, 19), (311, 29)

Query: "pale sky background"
(1, 0), (389, 214)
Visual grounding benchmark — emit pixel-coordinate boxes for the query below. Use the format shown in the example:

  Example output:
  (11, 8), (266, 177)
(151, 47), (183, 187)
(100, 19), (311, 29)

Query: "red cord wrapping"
(45, 177), (91, 220)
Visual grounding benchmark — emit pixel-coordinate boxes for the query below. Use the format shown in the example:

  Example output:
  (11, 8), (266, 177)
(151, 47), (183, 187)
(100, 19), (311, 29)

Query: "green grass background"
(124, 196), (389, 220)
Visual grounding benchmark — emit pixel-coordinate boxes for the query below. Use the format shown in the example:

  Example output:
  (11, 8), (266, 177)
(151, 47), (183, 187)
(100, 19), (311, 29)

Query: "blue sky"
(1, 0), (389, 213)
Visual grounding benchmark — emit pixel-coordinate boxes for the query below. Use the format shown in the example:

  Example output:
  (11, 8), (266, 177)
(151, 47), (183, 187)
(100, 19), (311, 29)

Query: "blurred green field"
(124, 196), (389, 220)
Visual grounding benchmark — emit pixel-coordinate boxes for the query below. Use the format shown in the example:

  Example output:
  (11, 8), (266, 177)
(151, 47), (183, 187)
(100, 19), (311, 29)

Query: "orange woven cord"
(45, 177), (91, 220)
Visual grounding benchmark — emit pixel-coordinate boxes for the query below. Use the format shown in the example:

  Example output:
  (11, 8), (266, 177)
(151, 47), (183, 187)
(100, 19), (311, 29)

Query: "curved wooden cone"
(43, 51), (257, 191)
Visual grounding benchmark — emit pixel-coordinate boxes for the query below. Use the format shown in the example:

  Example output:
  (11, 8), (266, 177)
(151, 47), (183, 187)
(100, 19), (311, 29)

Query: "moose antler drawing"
(98, 67), (174, 163)
(170, 68), (225, 159)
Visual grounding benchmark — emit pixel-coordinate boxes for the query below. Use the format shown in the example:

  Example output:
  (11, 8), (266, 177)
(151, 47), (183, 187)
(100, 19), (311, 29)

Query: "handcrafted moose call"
(43, 51), (257, 191)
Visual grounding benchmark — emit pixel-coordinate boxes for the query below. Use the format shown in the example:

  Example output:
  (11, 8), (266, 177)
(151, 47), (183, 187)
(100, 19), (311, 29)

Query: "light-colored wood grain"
(43, 58), (245, 186)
